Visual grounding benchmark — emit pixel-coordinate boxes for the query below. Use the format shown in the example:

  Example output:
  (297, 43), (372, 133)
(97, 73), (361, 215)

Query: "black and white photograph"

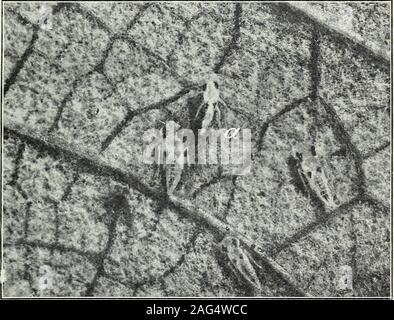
(1, 0), (392, 301)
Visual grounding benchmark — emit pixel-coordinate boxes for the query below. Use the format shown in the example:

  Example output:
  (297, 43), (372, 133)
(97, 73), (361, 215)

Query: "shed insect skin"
(195, 74), (227, 128)
(218, 236), (262, 295)
(156, 121), (185, 196)
(165, 129), (185, 195)
(292, 142), (338, 210)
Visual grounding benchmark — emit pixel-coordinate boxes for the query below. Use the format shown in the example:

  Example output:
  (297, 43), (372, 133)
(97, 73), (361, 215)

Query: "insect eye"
(213, 81), (219, 89)
(202, 83), (207, 91)
(307, 171), (312, 178)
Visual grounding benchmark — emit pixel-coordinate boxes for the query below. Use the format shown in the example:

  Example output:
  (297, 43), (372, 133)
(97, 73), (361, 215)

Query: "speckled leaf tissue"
(2, 2), (391, 298)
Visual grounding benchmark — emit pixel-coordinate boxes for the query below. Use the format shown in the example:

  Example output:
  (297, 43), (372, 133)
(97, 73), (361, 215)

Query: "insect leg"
(219, 97), (228, 108)
(195, 102), (206, 119)
(215, 104), (222, 127)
